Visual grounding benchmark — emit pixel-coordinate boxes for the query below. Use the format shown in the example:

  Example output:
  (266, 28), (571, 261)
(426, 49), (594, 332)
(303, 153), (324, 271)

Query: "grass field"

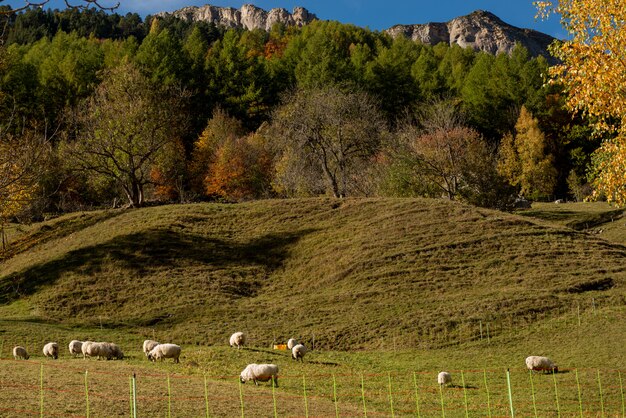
(0, 198), (625, 416)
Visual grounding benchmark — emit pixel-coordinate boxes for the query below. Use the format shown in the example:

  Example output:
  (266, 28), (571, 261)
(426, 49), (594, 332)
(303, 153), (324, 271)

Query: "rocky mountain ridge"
(386, 10), (555, 58)
(156, 5), (555, 59)
(155, 4), (317, 31)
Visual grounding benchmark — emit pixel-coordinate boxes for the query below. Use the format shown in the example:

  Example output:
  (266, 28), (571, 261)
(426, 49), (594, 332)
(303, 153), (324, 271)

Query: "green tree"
(65, 62), (188, 207)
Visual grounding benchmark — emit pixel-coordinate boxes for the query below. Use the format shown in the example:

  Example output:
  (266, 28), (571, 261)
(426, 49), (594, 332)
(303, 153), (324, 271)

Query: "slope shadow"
(0, 227), (316, 304)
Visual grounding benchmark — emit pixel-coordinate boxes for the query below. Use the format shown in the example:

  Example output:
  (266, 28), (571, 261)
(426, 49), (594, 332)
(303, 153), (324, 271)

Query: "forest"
(0, 6), (600, 220)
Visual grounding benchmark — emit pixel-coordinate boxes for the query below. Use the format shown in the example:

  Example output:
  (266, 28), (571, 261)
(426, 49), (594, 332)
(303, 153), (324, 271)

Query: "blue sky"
(8, 0), (566, 38)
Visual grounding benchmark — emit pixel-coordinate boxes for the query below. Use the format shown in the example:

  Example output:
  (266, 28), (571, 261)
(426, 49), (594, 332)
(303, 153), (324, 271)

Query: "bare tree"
(65, 62), (188, 207)
(272, 86), (387, 198)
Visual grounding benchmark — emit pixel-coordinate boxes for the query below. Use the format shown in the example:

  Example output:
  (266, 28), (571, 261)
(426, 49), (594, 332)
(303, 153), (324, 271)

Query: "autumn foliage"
(537, 0), (626, 205)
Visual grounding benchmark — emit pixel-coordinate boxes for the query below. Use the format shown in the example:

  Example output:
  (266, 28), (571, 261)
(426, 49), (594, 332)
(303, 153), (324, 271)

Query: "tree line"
(0, 7), (600, 225)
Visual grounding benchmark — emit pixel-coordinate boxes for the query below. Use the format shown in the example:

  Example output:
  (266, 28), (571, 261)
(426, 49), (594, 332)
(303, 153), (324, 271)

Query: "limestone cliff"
(385, 10), (555, 59)
(155, 4), (317, 31)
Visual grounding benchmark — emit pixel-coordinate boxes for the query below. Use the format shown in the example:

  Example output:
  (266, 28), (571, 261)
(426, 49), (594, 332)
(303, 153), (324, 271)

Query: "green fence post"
(204, 374), (210, 418)
(506, 369), (515, 418)
(272, 375), (278, 418)
(413, 372), (421, 418)
(575, 369), (583, 418)
(529, 370), (538, 418)
(239, 378), (245, 418)
(483, 369), (492, 418)
(552, 370), (561, 418)
(303, 374), (309, 418)
(332, 374), (339, 418)
(132, 373), (137, 418)
(167, 373), (172, 418)
(461, 370), (469, 418)
(39, 363), (44, 418)
(597, 370), (605, 418)
(387, 372), (395, 418)
(619, 371), (625, 418)
(84, 370), (90, 418)
(361, 373), (367, 418)
(439, 379), (446, 418)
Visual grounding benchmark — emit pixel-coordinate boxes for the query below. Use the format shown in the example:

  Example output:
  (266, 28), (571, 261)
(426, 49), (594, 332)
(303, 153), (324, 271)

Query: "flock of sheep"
(11, 335), (558, 389)
(9, 332), (309, 387)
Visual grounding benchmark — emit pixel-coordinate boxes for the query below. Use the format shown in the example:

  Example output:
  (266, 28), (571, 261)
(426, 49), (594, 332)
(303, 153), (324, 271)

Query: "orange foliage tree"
(536, 0), (626, 205)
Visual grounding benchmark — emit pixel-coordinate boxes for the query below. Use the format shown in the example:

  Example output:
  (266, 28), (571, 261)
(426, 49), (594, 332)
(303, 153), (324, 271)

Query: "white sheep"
(438, 371), (452, 387)
(82, 341), (112, 360)
(525, 356), (558, 373)
(229, 332), (246, 349)
(143, 339), (159, 357)
(148, 343), (181, 363)
(240, 363), (279, 387)
(12, 346), (29, 360)
(43, 342), (59, 359)
(287, 338), (298, 349)
(69, 340), (83, 357)
(291, 344), (307, 362)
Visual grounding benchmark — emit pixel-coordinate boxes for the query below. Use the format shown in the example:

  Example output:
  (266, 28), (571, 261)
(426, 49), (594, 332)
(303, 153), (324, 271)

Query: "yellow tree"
(536, 0), (626, 205)
(498, 106), (557, 198)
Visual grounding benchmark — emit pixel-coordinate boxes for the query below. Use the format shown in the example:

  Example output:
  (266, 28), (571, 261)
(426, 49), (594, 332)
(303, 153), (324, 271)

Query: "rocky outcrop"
(386, 10), (555, 60)
(155, 4), (317, 31)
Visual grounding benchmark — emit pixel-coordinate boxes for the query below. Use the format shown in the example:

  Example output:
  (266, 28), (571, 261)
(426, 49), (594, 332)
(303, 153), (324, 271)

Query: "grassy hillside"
(1, 198), (625, 351)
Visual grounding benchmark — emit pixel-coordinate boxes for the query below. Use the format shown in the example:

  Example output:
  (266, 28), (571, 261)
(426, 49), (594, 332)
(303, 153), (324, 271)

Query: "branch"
(0, 0), (119, 15)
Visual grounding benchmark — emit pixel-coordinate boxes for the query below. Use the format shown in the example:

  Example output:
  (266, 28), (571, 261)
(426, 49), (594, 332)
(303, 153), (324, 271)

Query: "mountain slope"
(1, 198), (624, 349)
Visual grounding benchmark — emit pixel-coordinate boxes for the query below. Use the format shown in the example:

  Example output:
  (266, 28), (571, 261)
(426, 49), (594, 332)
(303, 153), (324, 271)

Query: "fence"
(0, 359), (625, 417)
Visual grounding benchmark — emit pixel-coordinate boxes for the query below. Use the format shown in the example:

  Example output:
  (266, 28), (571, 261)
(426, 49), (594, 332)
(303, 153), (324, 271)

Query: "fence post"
(483, 369), (491, 418)
(552, 370), (561, 417)
(619, 371), (625, 418)
(132, 373), (137, 418)
(575, 369), (583, 418)
(303, 374), (309, 418)
(167, 373), (172, 418)
(238, 378), (244, 418)
(387, 372), (395, 418)
(361, 373), (367, 418)
(204, 374), (210, 418)
(0, 339), (4, 359)
(577, 302), (581, 326)
(332, 374), (339, 418)
(506, 369), (515, 418)
(461, 370), (469, 418)
(597, 370), (605, 418)
(479, 321), (483, 340)
(84, 370), (90, 418)
(413, 372), (421, 418)
(486, 323), (491, 343)
(39, 363), (44, 418)
(272, 375), (278, 418)
(529, 370), (538, 418)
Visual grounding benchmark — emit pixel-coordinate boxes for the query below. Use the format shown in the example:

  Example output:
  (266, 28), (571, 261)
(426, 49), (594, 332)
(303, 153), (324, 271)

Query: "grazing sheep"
(240, 364), (279, 387)
(291, 344), (307, 362)
(12, 346), (29, 360)
(287, 338), (298, 350)
(525, 356), (558, 373)
(69, 340), (83, 357)
(148, 343), (181, 363)
(229, 332), (246, 349)
(103, 342), (124, 360)
(438, 371), (452, 387)
(43, 342), (59, 360)
(143, 340), (159, 357)
(82, 341), (113, 360)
